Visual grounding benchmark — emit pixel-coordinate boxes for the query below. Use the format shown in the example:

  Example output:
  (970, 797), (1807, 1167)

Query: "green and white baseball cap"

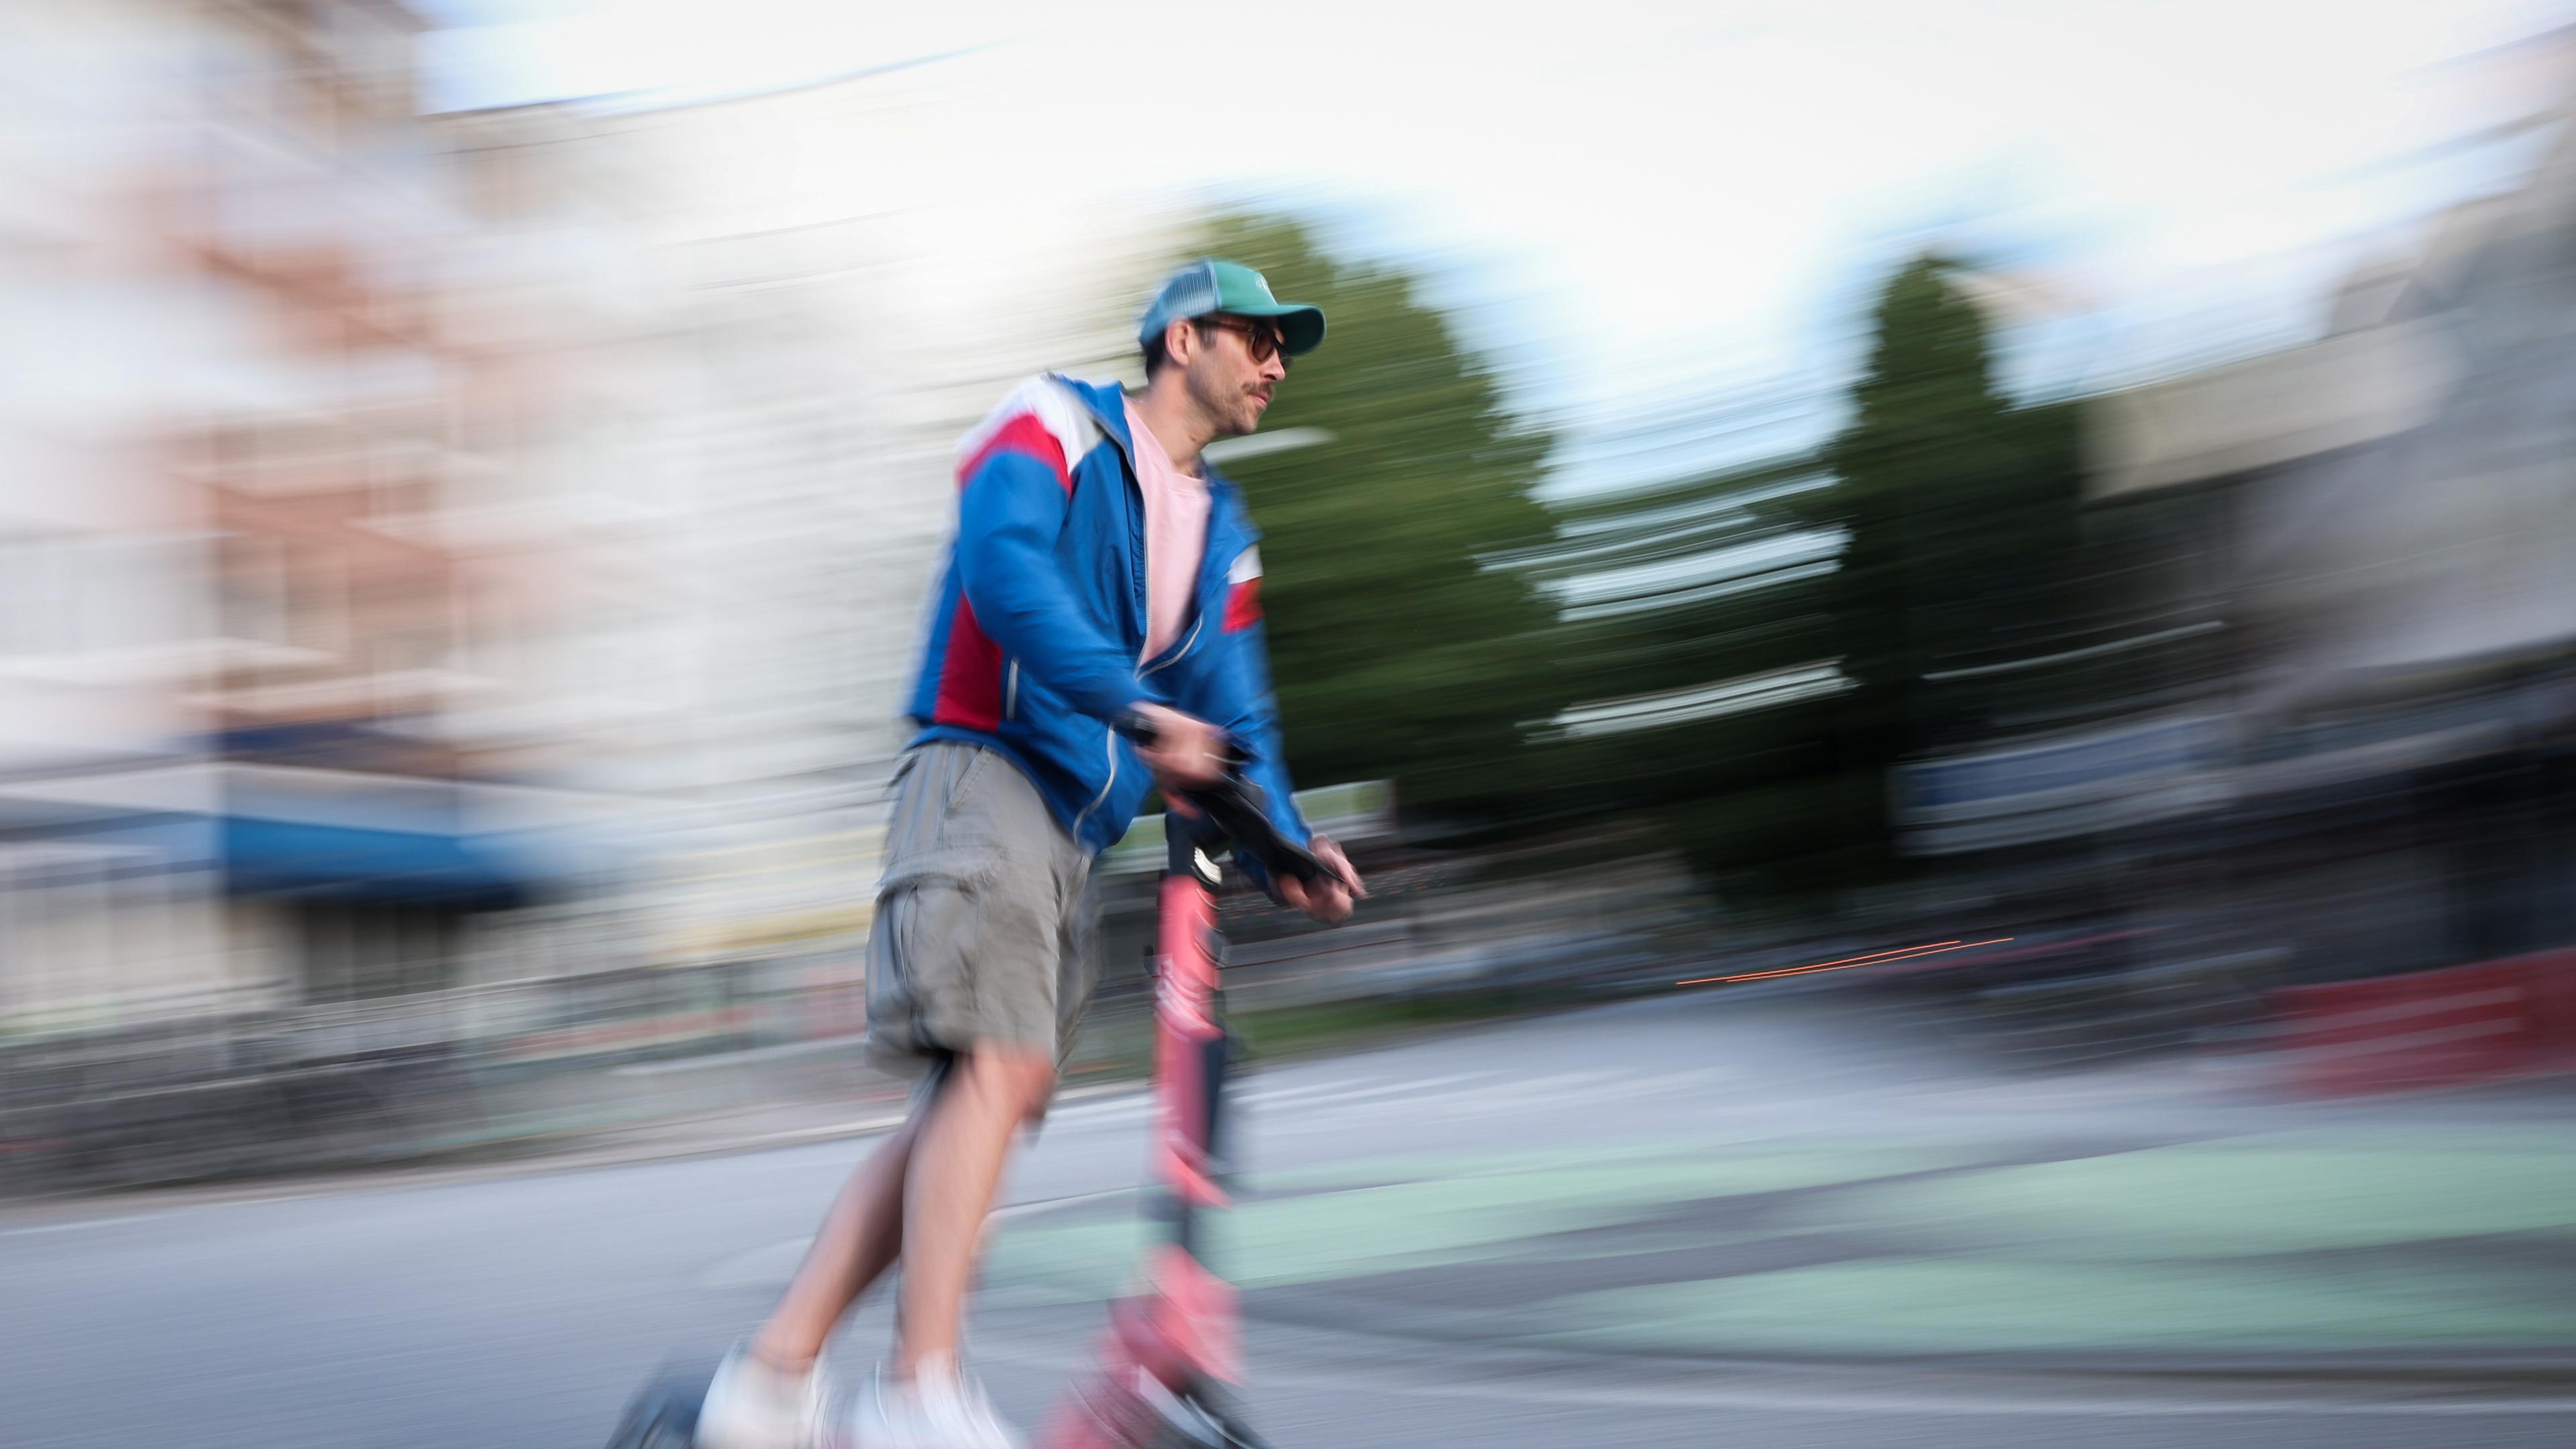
(1137, 258), (1326, 356)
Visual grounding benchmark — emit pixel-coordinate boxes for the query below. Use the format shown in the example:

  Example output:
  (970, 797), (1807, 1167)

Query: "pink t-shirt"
(1126, 399), (1211, 661)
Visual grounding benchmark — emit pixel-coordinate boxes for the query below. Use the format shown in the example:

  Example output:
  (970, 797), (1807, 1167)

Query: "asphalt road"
(7, 991), (2573, 1449)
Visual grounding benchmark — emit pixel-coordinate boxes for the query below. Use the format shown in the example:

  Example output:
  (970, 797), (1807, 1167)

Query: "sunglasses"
(1199, 315), (1292, 367)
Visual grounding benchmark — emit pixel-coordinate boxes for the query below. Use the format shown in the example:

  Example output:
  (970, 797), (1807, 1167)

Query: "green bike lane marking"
(985, 1142), (1977, 1300)
(1828, 1134), (2576, 1258)
(1539, 1258), (2576, 1354)
(984, 1128), (2576, 1352)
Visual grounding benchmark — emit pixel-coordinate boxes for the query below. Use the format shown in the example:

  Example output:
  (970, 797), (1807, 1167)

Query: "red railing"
(2272, 949), (2576, 1095)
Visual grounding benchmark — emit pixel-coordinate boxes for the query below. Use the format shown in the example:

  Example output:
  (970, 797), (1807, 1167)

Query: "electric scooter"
(1032, 717), (1322, 1449)
(604, 724), (1328, 1449)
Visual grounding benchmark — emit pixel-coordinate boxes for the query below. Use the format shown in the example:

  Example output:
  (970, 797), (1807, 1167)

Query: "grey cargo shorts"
(863, 743), (1099, 1098)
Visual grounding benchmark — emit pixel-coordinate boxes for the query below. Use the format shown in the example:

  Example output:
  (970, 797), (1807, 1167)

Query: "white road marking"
(0, 1213), (158, 1239)
(1238, 1073), (1497, 1110)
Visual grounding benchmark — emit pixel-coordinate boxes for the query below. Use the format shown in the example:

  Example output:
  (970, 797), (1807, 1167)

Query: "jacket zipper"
(1004, 660), (1020, 720)
(1053, 380), (1237, 841)
(1140, 616), (1203, 677)
(1065, 376), (1155, 653)
(1072, 729), (1118, 839)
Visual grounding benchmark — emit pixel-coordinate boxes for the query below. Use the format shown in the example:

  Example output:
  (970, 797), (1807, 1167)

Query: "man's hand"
(1120, 705), (1360, 920)
(1128, 702), (1228, 806)
(1275, 833), (1366, 925)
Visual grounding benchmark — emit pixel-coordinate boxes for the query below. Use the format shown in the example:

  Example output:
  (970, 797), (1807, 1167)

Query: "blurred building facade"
(0, 3), (1185, 1036)
(1895, 72), (2576, 987)
(486, 67), (1185, 969)
(0, 0), (575, 1034)
(0, 3), (1187, 1042)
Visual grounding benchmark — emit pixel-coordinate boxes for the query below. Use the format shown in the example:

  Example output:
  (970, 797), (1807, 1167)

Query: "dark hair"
(1142, 317), (1211, 380)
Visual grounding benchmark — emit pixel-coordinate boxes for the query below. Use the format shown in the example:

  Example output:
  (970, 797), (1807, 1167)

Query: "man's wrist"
(1109, 686), (1163, 722)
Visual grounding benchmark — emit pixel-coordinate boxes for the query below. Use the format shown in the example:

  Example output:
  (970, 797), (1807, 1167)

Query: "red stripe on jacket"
(934, 411), (1069, 730)
(932, 596), (1004, 730)
(960, 413), (1071, 492)
(1222, 577), (1263, 632)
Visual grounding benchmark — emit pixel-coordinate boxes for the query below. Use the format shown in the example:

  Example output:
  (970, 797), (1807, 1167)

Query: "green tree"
(1532, 256), (2087, 894)
(1827, 258), (2084, 753)
(1536, 449), (1873, 892)
(1179, 213), (1574, 828)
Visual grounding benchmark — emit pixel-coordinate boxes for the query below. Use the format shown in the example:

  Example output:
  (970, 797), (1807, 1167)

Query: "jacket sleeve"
(955, 448), (1163, 723)
(1174, 537), (1311, 894)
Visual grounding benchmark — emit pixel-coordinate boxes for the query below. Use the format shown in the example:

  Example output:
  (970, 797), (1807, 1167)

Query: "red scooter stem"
(1034, 813), (1267, 1448)
(1155, 870), (1229, 1216)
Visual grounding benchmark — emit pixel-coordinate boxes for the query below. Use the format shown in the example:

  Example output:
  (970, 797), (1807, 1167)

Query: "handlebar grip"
(1110, 708), (1160, 750)
(1112, 708), (1248, 769)
(1110, 710), (1329, 888)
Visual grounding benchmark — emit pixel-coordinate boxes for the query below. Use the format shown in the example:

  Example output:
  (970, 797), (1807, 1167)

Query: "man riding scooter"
(698, 259), (1364, 1449)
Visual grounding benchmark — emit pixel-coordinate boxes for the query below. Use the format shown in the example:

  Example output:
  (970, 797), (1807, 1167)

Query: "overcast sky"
(417, 0), (2576, 492)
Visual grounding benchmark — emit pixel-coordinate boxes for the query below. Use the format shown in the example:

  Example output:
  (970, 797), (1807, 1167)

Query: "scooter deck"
(602, 1360), (714, 1449)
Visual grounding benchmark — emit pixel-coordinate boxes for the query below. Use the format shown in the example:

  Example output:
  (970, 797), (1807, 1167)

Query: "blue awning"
(220, 816), (543, 909)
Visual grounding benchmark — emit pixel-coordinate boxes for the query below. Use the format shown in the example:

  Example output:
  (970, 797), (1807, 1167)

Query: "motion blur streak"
(1677, 939), (1964, 985)
(1678, 937), (2018, 987)
(9, 5), (2576, 1449)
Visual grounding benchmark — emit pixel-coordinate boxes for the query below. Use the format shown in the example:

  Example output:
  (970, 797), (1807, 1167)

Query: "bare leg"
(747, 1111), (923, 1370)
(895, 1042), (1055, 1375)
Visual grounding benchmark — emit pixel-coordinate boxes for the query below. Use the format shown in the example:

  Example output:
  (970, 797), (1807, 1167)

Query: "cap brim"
(1227, 302), (1326, 356)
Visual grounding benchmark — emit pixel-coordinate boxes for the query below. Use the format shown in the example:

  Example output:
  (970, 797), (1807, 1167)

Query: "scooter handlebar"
(1111, 710), (1330, 888)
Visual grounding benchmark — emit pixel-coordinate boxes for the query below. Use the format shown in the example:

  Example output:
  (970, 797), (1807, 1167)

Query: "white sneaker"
(852, 1354), (1023, 1449)
(699, 1343), (831, 1449)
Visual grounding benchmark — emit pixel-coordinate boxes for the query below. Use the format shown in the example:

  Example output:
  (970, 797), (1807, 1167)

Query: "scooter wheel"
(1144, 1381), (1273, 1449)
(603, 1362), (716, 1449)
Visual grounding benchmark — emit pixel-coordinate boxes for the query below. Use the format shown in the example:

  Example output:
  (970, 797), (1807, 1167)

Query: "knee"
(1006, 1057), (1059, 1120)
(964, 1046), (1056, 1120)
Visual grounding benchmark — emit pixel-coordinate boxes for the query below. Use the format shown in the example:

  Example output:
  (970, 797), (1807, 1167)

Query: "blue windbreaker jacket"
(903, 374), (1310, 876)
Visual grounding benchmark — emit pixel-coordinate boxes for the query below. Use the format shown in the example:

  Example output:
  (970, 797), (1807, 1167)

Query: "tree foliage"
(1533, 256), (2088, 893)
(1182, 213), (1572, 824)
(1175, 233), (2088, 887)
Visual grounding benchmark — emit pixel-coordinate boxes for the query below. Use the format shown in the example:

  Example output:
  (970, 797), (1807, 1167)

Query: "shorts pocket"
(868, 881), (980, 1059)
(880, 749), (1006, 892)
(876, 843), (1003, 895)
(933, 747), (992, 825)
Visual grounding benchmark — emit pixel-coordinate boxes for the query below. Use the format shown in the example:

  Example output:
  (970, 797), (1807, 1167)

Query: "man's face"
(1183, 315), (1290, 437)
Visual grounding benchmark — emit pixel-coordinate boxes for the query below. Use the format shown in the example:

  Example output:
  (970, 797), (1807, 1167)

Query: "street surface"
(8, 991), (2575, 1448)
